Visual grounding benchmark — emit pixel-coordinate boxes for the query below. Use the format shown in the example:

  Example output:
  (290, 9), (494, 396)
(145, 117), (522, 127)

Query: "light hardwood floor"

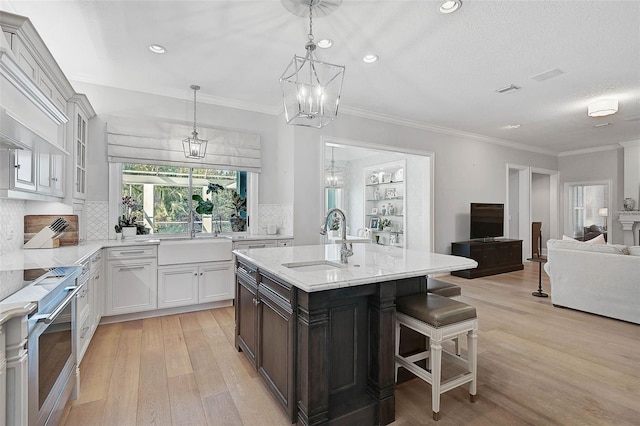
(61, 263), (640, 425)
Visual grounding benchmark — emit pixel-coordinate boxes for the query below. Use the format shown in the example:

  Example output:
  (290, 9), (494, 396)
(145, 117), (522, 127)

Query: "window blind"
(106, 116), (261, 172)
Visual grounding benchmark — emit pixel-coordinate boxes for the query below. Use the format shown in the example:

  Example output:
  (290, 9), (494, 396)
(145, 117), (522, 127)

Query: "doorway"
(322, 137), (434, 251)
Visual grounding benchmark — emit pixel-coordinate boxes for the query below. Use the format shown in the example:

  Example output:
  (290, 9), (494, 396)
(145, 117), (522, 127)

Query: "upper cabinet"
(0, 11), (94, 201)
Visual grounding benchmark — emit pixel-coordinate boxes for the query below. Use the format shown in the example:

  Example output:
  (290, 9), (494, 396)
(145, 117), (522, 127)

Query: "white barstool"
(395, 293), (478, 421)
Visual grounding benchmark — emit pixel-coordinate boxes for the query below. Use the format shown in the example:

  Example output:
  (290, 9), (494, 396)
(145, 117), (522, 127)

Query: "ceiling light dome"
(588, 99), (618, 117)
(440, 0), (462, 14)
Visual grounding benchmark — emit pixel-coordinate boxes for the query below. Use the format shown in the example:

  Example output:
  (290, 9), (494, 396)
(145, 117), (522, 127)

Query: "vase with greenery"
(192, 183), (247, 232)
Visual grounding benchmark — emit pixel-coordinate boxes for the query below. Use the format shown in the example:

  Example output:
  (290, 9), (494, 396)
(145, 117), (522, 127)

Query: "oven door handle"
(35, 284), (84, 324)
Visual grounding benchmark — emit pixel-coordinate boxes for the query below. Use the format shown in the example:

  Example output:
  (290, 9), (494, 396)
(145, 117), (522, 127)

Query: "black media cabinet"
(451, 239), (523, 278)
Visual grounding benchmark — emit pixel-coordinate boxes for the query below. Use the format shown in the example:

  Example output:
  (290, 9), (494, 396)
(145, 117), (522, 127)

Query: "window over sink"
(121, 163), (249, 235)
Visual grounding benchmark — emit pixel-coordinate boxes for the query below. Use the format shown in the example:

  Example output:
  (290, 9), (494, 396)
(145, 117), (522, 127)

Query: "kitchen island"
(233, 243), (477, 425)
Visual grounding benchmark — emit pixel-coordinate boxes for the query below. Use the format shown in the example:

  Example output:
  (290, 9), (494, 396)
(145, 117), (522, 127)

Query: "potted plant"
(328, 214), (341, 237)
(114, 224), (122, 240)
(119, 195), (140, 238)
(379, 218), (392, 231)
(192, 183), (247, 232)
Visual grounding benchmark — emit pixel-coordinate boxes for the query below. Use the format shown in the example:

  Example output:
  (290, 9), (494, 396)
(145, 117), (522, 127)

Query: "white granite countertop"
(233, 244), (477, 293)
(0, 301), (37, 325)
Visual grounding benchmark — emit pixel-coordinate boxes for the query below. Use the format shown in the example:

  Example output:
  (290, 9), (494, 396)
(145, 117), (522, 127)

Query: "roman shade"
(106, 116), (261, 172)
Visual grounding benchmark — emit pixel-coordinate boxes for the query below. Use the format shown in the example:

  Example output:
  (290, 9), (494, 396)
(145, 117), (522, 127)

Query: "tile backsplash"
(257, 203), (293, 236)
(0, 198), (25, 255)
(86, 201), (109, 240)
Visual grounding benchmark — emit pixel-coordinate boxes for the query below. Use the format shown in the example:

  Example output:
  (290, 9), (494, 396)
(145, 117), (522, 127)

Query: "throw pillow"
(562, 235), (577, 241)
(584, 233), (606, 245)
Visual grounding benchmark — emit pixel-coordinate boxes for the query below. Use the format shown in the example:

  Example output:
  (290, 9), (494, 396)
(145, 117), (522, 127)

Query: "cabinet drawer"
(107, 245), (157, 260)
(260, 272), (293, 306)
(234, 240), (277, 250)
(236, 259), (257, 281)
(277, 239), (294, 247)
(77, 313), (92, 363)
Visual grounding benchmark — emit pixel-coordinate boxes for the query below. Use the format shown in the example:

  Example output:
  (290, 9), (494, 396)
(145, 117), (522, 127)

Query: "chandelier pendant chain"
(192, 85), (198, 136)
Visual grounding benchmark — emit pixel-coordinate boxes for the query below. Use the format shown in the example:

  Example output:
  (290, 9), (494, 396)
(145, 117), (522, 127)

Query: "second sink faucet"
(320, 208), (353, 264)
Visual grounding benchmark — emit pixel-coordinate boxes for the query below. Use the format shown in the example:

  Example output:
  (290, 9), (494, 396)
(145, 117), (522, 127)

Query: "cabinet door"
(91, 264), (103, 327)
(14, 150), (36, 191)
(73, 111), (87, 199)
(158, 266), (199, 309)
(37, 152), (53, 194)
(236, 274), (258, 367)
(199, 264), (233, 303)
(277, 239), (293, 247)
(51, 154), (64, 196)
(257, 287), (295, 421)
(106, 260), (157, 316)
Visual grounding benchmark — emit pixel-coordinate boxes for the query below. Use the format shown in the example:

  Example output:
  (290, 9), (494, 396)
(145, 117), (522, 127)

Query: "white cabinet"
(0, 323), (5, 425)
(66, 95), (94, 201)
(37, 152), (64, 197)
(90, 251), (103, 327)
(364, 160), (406, 247)
(13, 149), (36, 192)
(158, 262), (234, 308)
(277, 239), (294, 247)
(105, 246), (158, 316)
(199, 263), (234, 303)
(77, 250), (103, 364)
(233, 240), (278, 250)
(158, 265), (199, 309)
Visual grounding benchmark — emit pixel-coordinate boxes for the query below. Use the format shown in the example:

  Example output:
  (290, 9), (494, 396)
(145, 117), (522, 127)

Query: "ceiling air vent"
(495, 84), (521, 94)
(530, 68), (564, 82)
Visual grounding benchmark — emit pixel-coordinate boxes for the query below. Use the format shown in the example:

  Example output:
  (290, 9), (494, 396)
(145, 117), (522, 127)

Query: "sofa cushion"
(584, 233), (606, 244)
(629, 246), (640, 257)
(547, 239), (628, 255)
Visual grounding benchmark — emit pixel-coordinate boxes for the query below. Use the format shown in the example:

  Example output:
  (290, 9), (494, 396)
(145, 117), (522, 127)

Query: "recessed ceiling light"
(317, 39), (333, 49)
(588, 99), (618, 117)
(148, 44), (167, 54)
(363, 54), (379, 64)
(507, 124), (521, 129)
(495, 84), (521, 94)
(440, 0), (462, 14)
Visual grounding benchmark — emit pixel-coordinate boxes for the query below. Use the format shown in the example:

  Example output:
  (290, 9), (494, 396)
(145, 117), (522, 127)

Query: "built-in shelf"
(364, 160), (406, 247)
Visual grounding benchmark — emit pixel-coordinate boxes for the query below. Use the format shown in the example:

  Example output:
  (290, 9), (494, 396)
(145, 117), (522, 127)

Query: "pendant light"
(183, 84), (208, 159)
(325, 145), (344, 188)
(280, 0), (345, 128)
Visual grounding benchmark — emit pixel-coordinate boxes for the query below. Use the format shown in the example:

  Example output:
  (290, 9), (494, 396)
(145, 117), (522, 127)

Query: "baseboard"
(99, 299), (234, 324)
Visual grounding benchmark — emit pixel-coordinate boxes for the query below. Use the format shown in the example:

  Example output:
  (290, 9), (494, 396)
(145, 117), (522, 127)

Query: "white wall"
(291, 114), (559, 253)
(559, 147), (624, 244)
(532, 173), (551, 246)
(49, 83), (563, 253)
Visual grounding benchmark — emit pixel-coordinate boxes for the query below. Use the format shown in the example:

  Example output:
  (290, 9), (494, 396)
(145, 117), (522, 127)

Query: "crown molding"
(619, 140), (640, 148)
(557, 144), (621, 157)
(69, 75), (281, 116)
(339, 105), (559, 156)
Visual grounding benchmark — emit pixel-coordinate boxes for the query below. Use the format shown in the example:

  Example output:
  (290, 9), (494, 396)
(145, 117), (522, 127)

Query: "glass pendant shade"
(280, 1), (345, 128)
(183, 130), (207, 159)
(325, 146), (345, 187)
(183, 85), (208, 159)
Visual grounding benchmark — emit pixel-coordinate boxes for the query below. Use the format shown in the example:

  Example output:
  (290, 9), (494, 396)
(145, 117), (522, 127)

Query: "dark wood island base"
(235, 257), (429, 425)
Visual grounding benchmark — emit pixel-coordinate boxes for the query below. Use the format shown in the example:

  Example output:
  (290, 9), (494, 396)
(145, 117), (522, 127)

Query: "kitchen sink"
(281, 260), (346, 272)
(158, 238), (232, 265)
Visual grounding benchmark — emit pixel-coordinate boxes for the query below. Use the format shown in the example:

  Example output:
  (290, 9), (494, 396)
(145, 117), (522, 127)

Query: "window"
(121, 163), (248, 235)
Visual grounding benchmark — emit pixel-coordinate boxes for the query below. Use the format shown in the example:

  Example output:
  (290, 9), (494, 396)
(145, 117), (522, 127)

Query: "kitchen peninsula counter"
(233, 244), (476, 426)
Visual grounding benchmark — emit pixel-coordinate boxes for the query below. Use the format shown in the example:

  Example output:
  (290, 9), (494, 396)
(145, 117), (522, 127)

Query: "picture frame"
(369, 217), (380, 229)
(381, 173), (392, 183)
(371, 207), (378, 215)
(385, 188), (396, 199)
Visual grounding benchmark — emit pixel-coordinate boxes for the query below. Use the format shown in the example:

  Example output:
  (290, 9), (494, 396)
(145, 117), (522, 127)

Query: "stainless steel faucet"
(213, 215), (223, 236)
(320, 208), (353, 264)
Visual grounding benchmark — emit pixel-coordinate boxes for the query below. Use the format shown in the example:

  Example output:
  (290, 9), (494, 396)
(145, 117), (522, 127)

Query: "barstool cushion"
(427, 278), (461, 298)
(396, 293), (476, 328)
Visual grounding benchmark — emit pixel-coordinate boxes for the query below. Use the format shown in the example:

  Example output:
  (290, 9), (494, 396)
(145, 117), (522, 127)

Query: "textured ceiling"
(2, 0), (639, 155)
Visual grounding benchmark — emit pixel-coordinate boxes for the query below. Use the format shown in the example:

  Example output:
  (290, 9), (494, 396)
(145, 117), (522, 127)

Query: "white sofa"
(544, 239), (640, 324)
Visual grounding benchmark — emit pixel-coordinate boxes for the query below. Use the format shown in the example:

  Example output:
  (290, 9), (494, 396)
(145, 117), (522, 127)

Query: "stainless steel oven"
(27, 266), (83, 426)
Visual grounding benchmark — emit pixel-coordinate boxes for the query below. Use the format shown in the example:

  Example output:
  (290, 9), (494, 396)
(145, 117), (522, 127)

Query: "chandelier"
(280, 0), (345, 128)
(183, 84), (208, 159)
(325, 145), (344, 187)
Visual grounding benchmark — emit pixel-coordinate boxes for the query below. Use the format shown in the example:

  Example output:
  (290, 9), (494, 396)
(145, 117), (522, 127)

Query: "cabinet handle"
(252, 297), (260, 306)
(81, 326), (90, 339)
(249, 244), (266, 249)
(14, 163), (20, 170)
(194, 273), (198, 276)
(118, 266), (145, 271)
(118, 250), (144, 255)
(51, 177), (58, 182)
(200, 272), (203, 276)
